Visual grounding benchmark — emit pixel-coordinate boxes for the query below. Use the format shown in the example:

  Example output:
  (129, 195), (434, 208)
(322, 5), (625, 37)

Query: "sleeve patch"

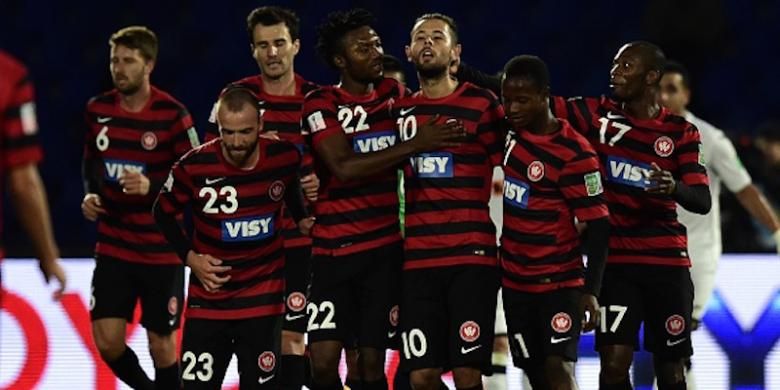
(584, 171), (603, 196)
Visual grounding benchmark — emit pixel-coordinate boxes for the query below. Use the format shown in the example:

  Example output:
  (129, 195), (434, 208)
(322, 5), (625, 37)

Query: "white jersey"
(677, 112), (752, 260)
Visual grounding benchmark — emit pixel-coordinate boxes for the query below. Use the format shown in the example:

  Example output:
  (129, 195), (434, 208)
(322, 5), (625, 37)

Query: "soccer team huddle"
(80, 5), (712, 390)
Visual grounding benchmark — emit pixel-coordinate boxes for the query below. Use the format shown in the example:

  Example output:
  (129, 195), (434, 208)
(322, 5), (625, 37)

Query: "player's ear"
(333, 54), (346, 70)
(292, 39), (301, 56)
(404, 45), (412, 62)
(144, 59), (155, 76)
(453, 43), (462, 59)
(646, 69), (660, 86)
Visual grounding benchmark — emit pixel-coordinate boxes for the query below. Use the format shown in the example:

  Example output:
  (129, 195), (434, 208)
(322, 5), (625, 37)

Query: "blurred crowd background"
(2, 0), (780, 257)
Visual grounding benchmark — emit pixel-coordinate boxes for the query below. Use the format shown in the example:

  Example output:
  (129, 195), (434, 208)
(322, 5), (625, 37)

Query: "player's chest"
(335, 101), (397, 153)
(259, 101), (303, 135)
(192, 173), (287, 217)
(502, 149), (562, 209)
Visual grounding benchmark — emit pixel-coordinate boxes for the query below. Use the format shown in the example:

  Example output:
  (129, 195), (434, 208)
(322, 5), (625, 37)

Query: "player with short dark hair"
(153, 85), (313, 388)
(205, 6), (320, 388)
(302, 9), (464, 390)
(500, 55), (609, 390)
(549, 42), (711, 390)
(81, 25), (199, 390)
(0, 50), (66, 299)
(394, 13), (504, 390)
(382, 54), (406, 85)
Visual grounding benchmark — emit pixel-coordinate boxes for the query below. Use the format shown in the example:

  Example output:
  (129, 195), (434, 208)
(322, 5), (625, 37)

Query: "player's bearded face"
(110, 45), (150, 95)
(609, 47), (646, 101)
(407, 19), (459, 79)
(218, 107), (261, 167)
(251, 23), (300, 80)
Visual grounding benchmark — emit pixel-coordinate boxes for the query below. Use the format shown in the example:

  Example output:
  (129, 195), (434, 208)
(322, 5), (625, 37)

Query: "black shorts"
(90, 257), (184, 334)
(503, 288), (582, 368)
(283, 245), (311, 333)
(307, 243), (403, 349)
(595, 264), (694, 359)
(181, 315), (282, 389)
(399, 265), (500, 373)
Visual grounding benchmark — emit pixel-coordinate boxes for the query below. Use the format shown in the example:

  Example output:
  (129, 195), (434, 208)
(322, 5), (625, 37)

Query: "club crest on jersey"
(654, 136), (674, 157)
(527, 161), (545, 182)
(665, 314), (685, 336)
(412, 152), (453, 178)
(269, 180), (285, 202)
(503, 177), (530, 209)
(103, 159), (146, 182)
(287, 292), (306, 312)
(353, 130), (397, 153)
(551, 312), (572, 333)
(606, 156), (651, 188)
(459, 321), (481, 342)
(258, 351), (276, 372)
(141, 131), (158, 150)
(221, 214), (274, 242)
(389, 305), (400, 327)
(168, 297), (178, 315)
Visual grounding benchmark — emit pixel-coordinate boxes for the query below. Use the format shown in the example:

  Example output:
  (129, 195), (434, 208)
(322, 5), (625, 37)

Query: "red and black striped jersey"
(551, 96), (708, 267)
(394, 82), (505, 270)
(208, 74), (318, 249)
(500, 120), (609, 293)
(83, 87), (199, 265)
(155, 138), (301, 320)
(0, 51), (43, 258)
(302, 77), (405, 257)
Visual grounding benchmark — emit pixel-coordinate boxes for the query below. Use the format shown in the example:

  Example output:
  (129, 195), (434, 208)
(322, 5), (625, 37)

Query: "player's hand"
(119, 170), (151, 195)
(81, 193), (106, 221)
(645, 162), (676, 195)
(580, 293), (600, 333)
(492, 179), (503, 196)
(409, 115), (467, 152)
(260, 131), (280, 141)
(301, 173), (319, 202)
(39, 259), (67, 301)
(298, 216), (315, 236)
(185, 251), (232, 292)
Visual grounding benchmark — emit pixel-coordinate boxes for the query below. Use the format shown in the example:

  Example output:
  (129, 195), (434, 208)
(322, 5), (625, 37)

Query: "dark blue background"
(2, 0), (779, 256)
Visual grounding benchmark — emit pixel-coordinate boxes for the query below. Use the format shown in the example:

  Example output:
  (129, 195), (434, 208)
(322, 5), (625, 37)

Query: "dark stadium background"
(2, 0), (779, 256)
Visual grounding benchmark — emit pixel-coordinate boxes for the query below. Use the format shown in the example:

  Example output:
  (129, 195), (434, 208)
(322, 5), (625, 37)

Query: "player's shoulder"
(460, 81), (500, 103)
(297, 74), (321, 95)
(557, 119), (598, 159)
(0, 51), (28, 81)
(179, 138), (220, 165)
(86, 90), (118, 110)
(262, 137), (300, 159)
(149, 86), (190, 114)
(230, 75), (263, 95)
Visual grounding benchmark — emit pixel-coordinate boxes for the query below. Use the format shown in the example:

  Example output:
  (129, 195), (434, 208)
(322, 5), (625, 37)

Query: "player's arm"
(283, 166), (314, 235)
(709, 132), (780, 250)
(560, 153), (610, 331)
(81, 111), (106, 221)
(476, 92), (507, 167)
(453, 61), (502, 96)
(303, 97), (464, 182)
(648, 125), (711, 214)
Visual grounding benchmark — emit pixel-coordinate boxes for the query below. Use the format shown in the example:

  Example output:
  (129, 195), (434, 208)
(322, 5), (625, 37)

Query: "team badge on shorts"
(654, 136), (674, 157)
(459, 321), (481, 342)
(167, 297), (178, 315)
(141, 131), (158, 150)
(551, 312), (572, 333)
(527, 161), (545, 182)
(389, 305), (399, 327)
(258, 351), (276, 372)
(269, 180), (285, 201)
(286, 292), (306, 312)
(665, 314), (685, 336)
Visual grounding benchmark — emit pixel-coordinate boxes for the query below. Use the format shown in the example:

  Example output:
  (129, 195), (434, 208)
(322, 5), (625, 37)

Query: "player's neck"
(339, 74), (374, 96)
(621, 91), (661, 120)
(419, 72), (458, 99)
(528, 112), (560, 136)
(119, 82), (151, 113)
(261, 71), (296, 96)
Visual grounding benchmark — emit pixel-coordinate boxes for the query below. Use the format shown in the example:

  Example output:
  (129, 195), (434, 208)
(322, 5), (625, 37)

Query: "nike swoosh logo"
(97, 116), (112, 123)
(169, 318), (176, 326)
(606, 111), (624, 119)
(388, 331), (397, 338)
(460, 345), (482, 354)
(550, 336), (572, 344)
(258, 374), (275, 384)
(205, 177), (226, 185)
(400, 107), (416, 116)
(285, 314), (305, 321)
(666, 338), (687, 347)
